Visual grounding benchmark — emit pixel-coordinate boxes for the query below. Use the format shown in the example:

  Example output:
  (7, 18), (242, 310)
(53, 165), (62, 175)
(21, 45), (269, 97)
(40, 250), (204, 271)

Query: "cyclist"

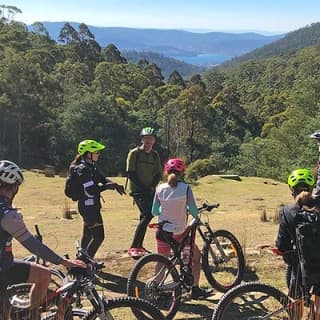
(310, 130), (320, 201)
(275, 168), (320, 317)
(151, 158), (213, 299)
(68, 139), (125, 258)
(0, 160), (86, 319)
(126, 127), (162, 258)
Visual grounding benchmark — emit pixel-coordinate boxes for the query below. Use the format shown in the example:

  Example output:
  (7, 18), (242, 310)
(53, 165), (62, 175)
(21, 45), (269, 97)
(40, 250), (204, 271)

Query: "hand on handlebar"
(61, 258), (87, 268)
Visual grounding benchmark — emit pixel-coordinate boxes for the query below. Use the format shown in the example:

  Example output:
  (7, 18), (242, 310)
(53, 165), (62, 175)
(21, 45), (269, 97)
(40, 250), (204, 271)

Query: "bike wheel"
(212, 282), (290, 320)
(42, 308), (88, 320)
(127, 253), (181, 320)
(202, 229), (245, 292)
(5, 283), (33, 320)
(84, 296), (165, 320)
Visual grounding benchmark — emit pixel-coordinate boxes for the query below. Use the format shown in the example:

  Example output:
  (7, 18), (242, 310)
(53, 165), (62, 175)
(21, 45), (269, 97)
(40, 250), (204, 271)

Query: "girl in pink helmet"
(151, 158), (213, 299)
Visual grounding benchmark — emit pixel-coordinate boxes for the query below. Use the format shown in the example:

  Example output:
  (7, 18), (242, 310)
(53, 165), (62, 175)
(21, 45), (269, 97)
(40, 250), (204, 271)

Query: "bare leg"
(27, 263), (51, 319)
(192, 245), (201, 286)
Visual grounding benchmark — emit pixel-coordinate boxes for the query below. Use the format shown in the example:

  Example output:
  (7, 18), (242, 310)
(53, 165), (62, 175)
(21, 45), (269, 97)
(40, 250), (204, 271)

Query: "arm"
(275, 207), (297, 264)
(126, 150), (148, 191)
(151, 192), (161, 216)
(1, 211), (63, 265)
(152, 152), (162, 188)
(313, 164), (320, 199)
(186, 186), (198, 218)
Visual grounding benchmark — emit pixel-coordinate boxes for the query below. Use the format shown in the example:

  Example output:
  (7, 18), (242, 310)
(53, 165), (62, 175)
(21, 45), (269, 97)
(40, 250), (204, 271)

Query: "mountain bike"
(212, 248), (318, 320)
(1, 233), (165, 319)
(127, 202), (245, 319)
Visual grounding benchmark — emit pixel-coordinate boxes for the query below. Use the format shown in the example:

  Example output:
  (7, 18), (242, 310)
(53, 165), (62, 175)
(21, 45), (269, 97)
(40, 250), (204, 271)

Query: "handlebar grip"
(198, 203), (220, 211)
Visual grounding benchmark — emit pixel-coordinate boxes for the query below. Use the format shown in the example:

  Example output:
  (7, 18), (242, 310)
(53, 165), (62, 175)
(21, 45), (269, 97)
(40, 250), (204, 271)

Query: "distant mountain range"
(39, 22), (284, 65)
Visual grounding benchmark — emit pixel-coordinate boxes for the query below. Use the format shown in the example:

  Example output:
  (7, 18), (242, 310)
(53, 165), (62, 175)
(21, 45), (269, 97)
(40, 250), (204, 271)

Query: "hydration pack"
(295, 210), (320, 286)
(64, 165), (81, 201)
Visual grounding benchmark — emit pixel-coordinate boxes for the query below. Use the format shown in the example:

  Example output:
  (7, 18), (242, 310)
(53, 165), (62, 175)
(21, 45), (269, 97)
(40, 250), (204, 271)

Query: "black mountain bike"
(127, 202), (245, 319)
(212, 249), (318, 320)
(1, 231), (165, 320)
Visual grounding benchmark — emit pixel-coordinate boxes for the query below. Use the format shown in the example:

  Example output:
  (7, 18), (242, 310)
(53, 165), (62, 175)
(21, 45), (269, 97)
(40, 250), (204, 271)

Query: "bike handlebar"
(197, 202), (220, 212)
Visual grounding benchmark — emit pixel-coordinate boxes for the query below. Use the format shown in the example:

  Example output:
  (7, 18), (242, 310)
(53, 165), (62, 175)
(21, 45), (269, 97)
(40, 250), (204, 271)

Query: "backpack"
(64, 165), (81, 201)
(295, 210), (320, 286)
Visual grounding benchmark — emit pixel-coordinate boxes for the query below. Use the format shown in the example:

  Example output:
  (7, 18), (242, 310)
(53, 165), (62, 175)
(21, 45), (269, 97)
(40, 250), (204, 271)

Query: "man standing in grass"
(126, 127), (162, 258)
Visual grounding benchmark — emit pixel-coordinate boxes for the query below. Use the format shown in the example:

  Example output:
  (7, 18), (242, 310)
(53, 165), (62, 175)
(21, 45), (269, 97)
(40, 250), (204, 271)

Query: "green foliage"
(185, 157), (222, 181)
(2, 14), (320, 183)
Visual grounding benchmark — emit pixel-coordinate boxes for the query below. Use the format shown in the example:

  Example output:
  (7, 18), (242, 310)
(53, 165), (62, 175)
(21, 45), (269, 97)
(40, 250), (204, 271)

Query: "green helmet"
(78, 140), (106, 156)
(287, 168), (315, 189)
(140, 127), (156, 137)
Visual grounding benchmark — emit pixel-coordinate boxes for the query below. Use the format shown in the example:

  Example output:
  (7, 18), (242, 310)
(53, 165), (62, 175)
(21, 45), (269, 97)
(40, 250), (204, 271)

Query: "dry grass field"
(13, 171), (292, 319)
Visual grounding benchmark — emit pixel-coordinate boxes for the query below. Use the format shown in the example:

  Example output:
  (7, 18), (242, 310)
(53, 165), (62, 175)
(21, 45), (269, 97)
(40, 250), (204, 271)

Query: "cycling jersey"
(0, 196), (63, 272)
(126, 147), (161, 195)
(152, 181), (198, 234)
(73, 160), (111, 208)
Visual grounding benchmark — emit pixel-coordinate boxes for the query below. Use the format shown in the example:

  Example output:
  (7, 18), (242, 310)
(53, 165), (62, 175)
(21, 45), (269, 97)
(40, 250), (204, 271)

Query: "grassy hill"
(14, 171), (292, 319)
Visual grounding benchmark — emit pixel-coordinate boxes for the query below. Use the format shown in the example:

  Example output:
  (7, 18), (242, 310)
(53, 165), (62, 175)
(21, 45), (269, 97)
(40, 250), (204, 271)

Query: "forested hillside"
(1, 15), (320, 181)
(221, 22), (320, 69)
(122, 51), (206, 79)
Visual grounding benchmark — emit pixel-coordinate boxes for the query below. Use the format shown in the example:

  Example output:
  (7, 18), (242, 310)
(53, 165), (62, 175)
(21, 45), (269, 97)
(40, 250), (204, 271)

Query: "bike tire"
(4, 283), (33, 320)
(84, 296), (165, 320)
(42, 308), (88, 320)
(127, 253), (181, 320)
(202, 229), (245, 292)
(212, 282), (290, 320)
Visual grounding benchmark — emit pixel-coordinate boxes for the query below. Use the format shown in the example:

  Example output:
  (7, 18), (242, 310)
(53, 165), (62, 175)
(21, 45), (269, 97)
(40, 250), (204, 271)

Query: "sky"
(4, 0), (320, 34)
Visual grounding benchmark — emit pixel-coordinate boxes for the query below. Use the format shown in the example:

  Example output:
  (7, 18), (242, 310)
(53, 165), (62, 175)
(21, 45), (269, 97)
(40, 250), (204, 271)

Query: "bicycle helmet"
(287, 168), (315, 189)
(140, 127), (156, 137)
(78, 140), (106, 156)
(165, 158), (186, 174)
(310, 130), (320, 140)
(0, 160), (24, 185)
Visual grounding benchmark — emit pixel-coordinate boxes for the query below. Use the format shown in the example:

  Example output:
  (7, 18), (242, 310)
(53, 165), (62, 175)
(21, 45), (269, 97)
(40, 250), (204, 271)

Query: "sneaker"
(191, 287), (214, 300)
(128, 248), (148, 259)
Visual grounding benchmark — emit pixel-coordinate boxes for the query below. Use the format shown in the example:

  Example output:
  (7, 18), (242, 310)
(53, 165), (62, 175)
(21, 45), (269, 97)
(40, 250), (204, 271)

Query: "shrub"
(185, 157), (220, 181)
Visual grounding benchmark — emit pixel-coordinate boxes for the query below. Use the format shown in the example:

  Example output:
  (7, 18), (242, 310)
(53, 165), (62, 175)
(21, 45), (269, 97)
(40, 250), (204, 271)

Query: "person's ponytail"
(167, 173), (178, 187)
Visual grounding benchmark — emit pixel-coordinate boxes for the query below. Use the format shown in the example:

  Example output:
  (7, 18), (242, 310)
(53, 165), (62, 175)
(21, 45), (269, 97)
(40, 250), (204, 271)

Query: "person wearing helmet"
(68, 139), (125, 258)
(0, 160), (86, 319)
(126, 127), (162, 258)
(275, 168), (320, 316)
(151, 158), (213, 299)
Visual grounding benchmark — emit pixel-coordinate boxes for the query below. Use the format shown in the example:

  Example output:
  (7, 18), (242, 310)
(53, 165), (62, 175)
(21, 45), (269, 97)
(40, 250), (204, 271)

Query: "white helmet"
(310, 130), (320, 140)
(0, 160), (24, 185)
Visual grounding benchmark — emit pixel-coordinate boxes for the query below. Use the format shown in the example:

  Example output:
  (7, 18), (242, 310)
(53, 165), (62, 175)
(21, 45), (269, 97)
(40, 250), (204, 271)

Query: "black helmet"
(140, 127), (156, 137)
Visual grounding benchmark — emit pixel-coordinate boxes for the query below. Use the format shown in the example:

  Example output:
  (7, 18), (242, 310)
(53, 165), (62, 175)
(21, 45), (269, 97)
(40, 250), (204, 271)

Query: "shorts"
(2, 260), (31, 286)
(156, 231), (196, 259)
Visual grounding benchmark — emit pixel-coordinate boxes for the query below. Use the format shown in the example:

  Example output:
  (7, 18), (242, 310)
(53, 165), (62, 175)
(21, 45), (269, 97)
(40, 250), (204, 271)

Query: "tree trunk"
(17, 112), (22, 163)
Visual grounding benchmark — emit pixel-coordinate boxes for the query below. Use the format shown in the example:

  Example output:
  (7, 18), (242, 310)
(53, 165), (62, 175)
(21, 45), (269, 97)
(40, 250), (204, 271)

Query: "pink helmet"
(165, 158), (186, 174)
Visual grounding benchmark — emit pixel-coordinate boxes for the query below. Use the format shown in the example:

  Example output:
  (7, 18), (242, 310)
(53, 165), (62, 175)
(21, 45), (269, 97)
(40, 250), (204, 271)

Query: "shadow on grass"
(242, 265), (259, 282)
(175, 295), (220, 320)
(96, 271), (128, 294)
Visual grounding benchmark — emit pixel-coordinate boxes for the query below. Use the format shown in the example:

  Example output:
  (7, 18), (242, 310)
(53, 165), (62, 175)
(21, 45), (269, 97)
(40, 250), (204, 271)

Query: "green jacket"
(126, 147), (162, 195)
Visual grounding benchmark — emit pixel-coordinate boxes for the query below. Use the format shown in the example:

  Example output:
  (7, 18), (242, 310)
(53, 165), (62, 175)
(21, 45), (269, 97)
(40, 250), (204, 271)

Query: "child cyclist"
(151, 158), (213, 300)
(275, 168), (320, 318)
